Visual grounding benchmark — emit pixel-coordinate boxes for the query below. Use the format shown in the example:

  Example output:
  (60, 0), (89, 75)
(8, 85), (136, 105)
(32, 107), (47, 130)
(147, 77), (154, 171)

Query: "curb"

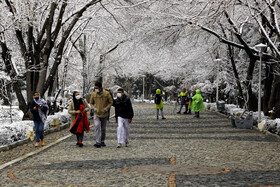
(252, 126), (280, 140)
(0, 134), (72, 171)
(0, 123), (70, 152)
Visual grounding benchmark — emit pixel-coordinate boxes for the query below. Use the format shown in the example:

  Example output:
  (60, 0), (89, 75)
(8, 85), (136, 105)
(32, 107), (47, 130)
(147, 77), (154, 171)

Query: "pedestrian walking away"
(29, 91), (49, 147)
(90, 82), (113, 148)
(177, 88), (188, 114)
(69, 91), (90, 147)
(155, 89), (166, 120)
(191, 89), (205, 118)
(114, 88), (134, 148)
(186, 89), (192, 114)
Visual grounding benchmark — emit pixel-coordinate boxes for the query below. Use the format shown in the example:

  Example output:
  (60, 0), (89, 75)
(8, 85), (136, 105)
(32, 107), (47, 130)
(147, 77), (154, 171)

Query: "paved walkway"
(1, 103), (280, 186)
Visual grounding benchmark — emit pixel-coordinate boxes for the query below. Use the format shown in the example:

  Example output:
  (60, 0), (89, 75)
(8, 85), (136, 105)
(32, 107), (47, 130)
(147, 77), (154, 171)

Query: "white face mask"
(75, 95), (81, 100)
(117, 93), (122, 98)
(95, 89), (100, 93)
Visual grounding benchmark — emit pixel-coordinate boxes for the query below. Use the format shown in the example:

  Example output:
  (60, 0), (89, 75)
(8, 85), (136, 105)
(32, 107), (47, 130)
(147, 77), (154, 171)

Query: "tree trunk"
(268, 74), (280, 118)
(245, 58), (258, 111)
(274, 84), (280, 119)
(0, 40), (29, 117)
(263, 64), (273, 116)
(227, 44), (245, 108)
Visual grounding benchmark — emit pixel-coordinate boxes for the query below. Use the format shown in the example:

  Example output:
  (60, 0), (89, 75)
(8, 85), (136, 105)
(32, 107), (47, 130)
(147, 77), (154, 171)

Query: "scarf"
(33, 95), (49, 123)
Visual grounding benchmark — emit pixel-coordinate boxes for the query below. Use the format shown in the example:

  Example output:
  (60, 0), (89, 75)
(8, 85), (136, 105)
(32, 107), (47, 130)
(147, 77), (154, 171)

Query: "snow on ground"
(0, 106), (70, 146)
(205, 102), (280, 135)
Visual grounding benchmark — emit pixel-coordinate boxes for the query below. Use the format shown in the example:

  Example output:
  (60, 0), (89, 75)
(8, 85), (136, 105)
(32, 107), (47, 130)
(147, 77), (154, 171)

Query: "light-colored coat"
(90, 90), (113, 118)
(68, 99), (90, 125)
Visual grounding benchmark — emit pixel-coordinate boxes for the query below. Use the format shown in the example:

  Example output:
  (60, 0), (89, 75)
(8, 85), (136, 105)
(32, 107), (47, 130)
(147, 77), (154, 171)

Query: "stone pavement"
(1, 103), (280, 186)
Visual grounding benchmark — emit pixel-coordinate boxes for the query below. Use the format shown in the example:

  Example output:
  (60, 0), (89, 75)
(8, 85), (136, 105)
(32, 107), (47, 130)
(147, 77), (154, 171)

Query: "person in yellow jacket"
(154, 89), (166, 120)
(90, 82), (113, 148)
(177, 88), (188, 114)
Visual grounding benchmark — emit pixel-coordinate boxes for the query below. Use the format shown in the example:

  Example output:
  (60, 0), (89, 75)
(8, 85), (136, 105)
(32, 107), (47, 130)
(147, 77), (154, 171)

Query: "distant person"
(177, 88), (188, 114)
(155, 89), (166, 120)
(69, 91), (90, 147)
(114, 88), (134, 148)
(191, 89), (205, 118)
(186, 89), (192, 114)
(90, 82), (113, 148)
(30, 91), (49, 147)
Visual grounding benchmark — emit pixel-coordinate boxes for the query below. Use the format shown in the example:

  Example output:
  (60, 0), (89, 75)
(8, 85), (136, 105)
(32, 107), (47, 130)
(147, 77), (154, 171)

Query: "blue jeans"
(33, 120), (44, 142)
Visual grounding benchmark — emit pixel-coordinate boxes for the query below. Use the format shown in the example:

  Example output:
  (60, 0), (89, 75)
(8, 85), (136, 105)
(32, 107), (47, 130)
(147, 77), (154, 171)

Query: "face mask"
(95, 89), (100, 93)
(75, 95), (81, 100)
(117, 93), (122, 98)
(34, 97), (39, 101)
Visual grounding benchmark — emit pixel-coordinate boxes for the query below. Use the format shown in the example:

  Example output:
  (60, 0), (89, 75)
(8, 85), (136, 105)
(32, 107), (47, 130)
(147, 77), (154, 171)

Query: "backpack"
(155, 95), (162, 105)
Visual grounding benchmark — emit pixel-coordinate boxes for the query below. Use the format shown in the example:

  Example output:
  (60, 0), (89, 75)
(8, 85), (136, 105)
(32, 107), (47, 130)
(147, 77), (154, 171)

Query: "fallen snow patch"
(0, 108), (70, 146)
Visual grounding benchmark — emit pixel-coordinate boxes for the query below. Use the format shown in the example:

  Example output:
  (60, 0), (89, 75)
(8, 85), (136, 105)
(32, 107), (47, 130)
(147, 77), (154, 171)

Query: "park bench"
(230, 110), (253, 129)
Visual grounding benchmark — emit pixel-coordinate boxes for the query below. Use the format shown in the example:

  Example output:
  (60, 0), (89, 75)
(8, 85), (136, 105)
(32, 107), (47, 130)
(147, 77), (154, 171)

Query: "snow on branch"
(113, 0), (151, 9)
(100, 2), (127, 32)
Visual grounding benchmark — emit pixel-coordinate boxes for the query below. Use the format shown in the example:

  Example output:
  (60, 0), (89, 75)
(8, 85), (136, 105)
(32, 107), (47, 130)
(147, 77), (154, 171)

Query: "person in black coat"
(30, 91), (48, 147)
(114, 88), (134, 148)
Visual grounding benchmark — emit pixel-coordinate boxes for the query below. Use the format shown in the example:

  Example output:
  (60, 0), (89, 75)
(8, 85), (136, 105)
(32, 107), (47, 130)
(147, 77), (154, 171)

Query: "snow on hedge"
(205, 102), (280, 135)
(0, 107), (70, 146)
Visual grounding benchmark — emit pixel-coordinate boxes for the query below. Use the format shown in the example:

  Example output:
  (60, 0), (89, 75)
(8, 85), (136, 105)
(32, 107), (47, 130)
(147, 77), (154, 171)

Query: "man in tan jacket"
(90, 82), (113, 148)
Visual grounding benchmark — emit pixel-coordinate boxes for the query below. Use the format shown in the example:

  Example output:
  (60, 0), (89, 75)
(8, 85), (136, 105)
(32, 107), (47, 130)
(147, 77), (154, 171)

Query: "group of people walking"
(154, 88), (205, 119)
(68, 82), (133, 148)
(30, 83), (204, 148)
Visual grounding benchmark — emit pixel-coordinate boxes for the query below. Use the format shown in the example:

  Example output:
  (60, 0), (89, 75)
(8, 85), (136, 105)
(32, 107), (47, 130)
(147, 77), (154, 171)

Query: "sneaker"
(183, 112), (188, 114)
(162, 117), (166, 120)
(156, 117), (159, 120)
(76, 142), (79, 146)
(94, 143), (101, 148)
(100, 142), (106, 147)
(79, 143), (83, 147)
(35, 142), (40, 147)
(117, 143), (122, 148)
(125, 142), (129, 147)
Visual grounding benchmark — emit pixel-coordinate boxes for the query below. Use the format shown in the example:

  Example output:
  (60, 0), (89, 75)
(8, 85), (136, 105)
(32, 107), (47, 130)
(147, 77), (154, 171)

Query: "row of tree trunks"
(1, 0), (101, 119)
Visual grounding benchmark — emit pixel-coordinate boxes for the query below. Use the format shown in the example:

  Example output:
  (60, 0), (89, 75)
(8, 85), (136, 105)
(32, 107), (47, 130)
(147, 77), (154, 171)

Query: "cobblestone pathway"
(1, 103), (280, 186)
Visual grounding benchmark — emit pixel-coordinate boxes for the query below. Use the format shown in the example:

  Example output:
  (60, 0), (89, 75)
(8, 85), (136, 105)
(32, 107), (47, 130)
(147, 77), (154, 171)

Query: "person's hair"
(33, 91), (39, 96)
(117, 88), (124, 93)
(95, 82), (102, 88)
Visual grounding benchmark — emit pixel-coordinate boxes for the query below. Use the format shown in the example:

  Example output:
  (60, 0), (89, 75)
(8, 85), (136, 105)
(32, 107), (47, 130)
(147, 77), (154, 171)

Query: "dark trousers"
(76, 131), (84, 142)
(179, 104), (187, 112)
(195, 111), (200, 118)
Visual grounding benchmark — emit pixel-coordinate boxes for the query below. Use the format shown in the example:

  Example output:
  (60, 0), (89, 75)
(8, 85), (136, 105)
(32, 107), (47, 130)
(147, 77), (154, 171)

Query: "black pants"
(195, 111), (200, 118)
(76, 131), (84, 142)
